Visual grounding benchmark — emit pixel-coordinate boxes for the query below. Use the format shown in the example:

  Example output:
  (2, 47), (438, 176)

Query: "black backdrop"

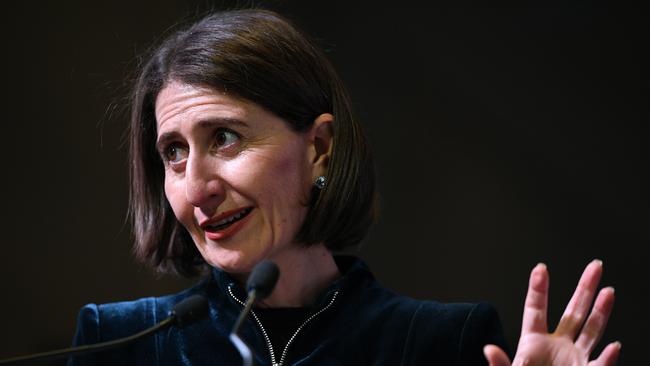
(0, 1), (646, 364)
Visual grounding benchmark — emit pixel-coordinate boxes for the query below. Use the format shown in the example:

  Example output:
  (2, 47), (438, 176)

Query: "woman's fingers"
(555, 260), (603, 339)
(521, 263), (549, 335)
(483, 344), (511, 366)
(588, 341), (621, 366)
(575, 286), (615, 353)
(512, 261), (617, 366)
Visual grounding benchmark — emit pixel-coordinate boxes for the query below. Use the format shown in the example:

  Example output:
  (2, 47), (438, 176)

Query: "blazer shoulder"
(401, 301), (509, 366)
(455, 302), (510, 366)
(73, 296), (158, 346)
(68, 279), (211, 366)
(68, 298), (159, 366)
(72, 277), (210, 345)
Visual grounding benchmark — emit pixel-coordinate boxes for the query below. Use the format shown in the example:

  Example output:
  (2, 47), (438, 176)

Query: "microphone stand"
(0, 294), (209, 365)
(229, 260), (279, 366)
(0, 318), (174, 365)
(230, 290), (258, 366)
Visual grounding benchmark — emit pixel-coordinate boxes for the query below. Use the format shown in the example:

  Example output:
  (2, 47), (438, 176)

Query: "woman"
(69, 9), (618, 366)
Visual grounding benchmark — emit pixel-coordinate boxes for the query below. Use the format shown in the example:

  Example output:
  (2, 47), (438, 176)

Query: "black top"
(254, 307), (312, 357)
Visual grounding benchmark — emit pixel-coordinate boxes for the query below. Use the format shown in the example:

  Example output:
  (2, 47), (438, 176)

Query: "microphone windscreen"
(171, 294), (209, 328)
(246, 260), (279, 300)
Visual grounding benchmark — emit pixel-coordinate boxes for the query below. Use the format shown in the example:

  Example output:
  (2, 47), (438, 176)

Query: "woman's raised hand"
(484, 260), (620, 366)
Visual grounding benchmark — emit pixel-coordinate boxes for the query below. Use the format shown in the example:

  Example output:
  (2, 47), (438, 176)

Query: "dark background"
(1, 0), (646, 364)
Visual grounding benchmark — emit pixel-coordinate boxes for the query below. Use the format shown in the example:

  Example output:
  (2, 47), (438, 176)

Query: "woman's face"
(155, 81), (323, 274)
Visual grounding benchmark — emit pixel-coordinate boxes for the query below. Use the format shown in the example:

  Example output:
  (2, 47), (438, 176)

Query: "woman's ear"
(309, 113), (334, 177)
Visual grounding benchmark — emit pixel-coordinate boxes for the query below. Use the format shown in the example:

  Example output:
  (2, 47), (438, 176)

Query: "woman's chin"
(204, 252), (260, 275)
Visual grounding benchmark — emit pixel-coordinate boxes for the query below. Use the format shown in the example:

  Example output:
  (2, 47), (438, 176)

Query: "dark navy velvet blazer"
(68, 257), (509, 365)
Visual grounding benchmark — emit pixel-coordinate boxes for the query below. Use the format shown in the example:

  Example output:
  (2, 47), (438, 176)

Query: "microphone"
(230, 260), (280, 366)
(246, 260), (280, 301)
(171, 294), (210, 328)
(0, 294), (209, 365)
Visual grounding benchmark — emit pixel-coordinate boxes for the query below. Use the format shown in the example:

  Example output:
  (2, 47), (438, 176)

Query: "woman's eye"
(215, 129), (240, 148)
(163, 144), (188, 164)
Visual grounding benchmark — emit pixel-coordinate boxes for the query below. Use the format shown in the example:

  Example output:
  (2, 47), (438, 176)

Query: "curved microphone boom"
(0, 294), (209, 365)
(230, 260), (280, 366)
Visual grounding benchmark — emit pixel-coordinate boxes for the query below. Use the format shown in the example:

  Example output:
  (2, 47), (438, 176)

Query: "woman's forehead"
(155, 81), (249, 131)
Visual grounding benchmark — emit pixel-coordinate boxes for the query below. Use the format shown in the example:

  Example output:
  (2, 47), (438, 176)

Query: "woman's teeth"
(207, 208), (252, 230)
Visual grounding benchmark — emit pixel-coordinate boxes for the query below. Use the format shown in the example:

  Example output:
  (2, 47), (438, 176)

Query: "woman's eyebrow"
(196, 117), (249, 130)
(156, 118), (250, 151)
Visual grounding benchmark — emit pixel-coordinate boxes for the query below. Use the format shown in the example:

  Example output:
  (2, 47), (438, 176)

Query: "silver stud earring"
(314, 176), (326, 189)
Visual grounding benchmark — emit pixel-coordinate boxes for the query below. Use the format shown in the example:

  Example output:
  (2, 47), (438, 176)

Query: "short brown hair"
(129, 9), (377, 277)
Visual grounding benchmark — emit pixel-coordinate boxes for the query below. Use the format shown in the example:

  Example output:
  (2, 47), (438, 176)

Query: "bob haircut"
(129, 9), (377, 277)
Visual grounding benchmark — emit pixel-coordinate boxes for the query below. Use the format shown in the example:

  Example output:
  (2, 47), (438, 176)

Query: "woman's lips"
(202, 207), (253, 241)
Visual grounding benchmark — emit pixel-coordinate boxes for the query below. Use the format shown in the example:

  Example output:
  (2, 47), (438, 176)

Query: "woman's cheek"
(164, 176), (190, 224)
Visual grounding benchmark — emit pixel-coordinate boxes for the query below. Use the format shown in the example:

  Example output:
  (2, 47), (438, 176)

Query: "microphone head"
(171, 294), (209, 328)
(246, 260), (279, 301)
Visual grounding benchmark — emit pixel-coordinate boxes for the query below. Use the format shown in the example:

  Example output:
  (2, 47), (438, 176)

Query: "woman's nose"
(185, 154), (225, 211)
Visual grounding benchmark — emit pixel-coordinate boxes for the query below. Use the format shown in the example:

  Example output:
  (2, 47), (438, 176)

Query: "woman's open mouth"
(203, 207), (253, 234)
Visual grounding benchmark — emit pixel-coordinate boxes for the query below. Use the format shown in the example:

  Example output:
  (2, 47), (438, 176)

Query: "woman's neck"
(246, 244), (340, 308)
